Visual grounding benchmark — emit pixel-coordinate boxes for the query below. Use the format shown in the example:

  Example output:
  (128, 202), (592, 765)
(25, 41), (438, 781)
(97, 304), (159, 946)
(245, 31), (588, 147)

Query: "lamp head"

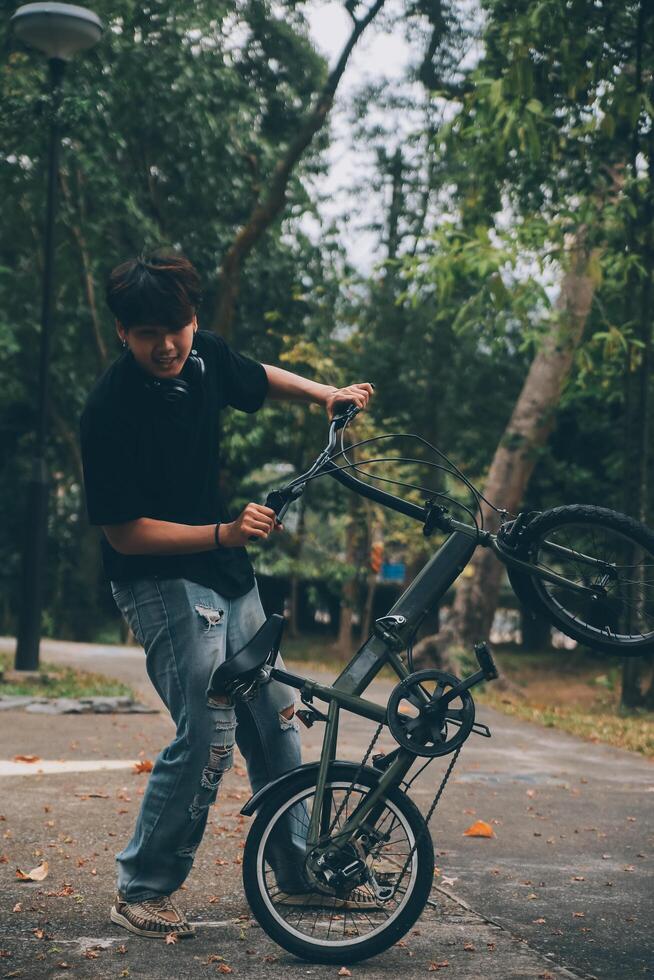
(11, 3), (103, 61)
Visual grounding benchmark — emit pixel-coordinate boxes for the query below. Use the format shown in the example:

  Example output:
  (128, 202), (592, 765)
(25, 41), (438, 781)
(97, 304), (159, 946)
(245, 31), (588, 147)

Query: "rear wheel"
(507, 505), (654, 656)
(242, 763), (434, 963)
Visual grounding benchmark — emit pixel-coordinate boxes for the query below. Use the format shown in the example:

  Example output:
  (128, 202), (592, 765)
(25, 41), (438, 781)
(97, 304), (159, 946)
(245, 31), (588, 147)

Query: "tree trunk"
(621, 0), (653, 708)
(287, 497), (306, 639)
(419, 230), (596, 660)
(361, 517), (383, 638)
(334, 491), (361, 656)
(520, 609), (552, 652)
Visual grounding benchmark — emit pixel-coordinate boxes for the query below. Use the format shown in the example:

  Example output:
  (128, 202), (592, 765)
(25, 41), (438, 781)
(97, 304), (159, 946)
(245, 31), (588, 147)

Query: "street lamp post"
(11, 3), (103, 672)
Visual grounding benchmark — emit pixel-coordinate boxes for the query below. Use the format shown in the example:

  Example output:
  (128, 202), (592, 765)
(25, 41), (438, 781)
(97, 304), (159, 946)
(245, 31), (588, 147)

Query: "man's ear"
(115, 319), (127, 344)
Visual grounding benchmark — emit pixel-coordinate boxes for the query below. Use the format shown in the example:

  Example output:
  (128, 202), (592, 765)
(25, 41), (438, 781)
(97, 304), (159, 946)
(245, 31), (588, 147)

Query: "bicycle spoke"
(528, 517), (654, 648)
(258, 778), (422, 949)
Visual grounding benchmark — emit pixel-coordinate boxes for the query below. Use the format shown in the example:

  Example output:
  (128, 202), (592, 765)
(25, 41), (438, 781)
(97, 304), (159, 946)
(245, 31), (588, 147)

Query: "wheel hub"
(306, 841), (369, 891)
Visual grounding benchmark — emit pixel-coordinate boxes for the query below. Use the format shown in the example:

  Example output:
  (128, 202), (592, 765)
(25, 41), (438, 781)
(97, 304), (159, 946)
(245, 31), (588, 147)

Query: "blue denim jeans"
(110, 577), (306, 901)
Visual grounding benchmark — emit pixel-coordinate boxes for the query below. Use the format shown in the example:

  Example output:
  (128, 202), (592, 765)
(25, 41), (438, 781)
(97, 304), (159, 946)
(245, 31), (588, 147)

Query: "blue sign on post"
(381, 562), (406, 583)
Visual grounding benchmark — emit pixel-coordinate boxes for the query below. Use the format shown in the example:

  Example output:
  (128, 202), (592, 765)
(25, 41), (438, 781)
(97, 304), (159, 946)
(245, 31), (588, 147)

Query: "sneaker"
(276, 887), (382, 910)
(110, 893), (196, 939)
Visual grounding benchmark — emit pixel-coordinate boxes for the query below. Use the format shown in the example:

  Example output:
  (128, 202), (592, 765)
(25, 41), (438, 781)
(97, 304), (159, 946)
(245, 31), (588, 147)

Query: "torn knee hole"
(279, 704), (298, 731)
(195, 605), (225, 631)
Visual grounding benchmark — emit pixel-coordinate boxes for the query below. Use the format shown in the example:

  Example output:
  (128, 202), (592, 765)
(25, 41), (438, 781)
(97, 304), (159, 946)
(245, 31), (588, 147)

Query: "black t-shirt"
(79, 330), (268, 598)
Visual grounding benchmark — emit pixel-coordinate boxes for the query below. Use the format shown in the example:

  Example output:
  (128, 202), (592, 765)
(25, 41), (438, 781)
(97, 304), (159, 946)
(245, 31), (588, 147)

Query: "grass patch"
(479, 646), (654, 759)
(0, 652), (135, 700)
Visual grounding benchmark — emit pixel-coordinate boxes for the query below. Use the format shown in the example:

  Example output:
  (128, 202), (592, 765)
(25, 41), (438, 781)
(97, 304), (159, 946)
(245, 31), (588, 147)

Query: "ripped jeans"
(110, 577), (306, 902)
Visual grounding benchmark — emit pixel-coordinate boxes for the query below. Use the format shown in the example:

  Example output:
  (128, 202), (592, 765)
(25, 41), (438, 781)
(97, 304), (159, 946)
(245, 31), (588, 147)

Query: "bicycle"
(208, 404), (654, 963)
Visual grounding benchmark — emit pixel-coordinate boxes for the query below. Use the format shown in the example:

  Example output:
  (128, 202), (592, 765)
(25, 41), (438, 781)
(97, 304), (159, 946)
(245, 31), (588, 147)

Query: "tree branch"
(211, 0), (388, 340)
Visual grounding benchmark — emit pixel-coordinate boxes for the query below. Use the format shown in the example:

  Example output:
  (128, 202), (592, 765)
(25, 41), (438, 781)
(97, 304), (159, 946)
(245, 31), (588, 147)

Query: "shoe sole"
(110, 907), (195, 939)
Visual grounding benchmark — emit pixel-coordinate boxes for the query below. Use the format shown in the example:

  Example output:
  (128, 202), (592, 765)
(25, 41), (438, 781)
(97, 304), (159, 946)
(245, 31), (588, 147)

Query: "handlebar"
(248, 403), (362, 540)
(249, 401), (487, 543)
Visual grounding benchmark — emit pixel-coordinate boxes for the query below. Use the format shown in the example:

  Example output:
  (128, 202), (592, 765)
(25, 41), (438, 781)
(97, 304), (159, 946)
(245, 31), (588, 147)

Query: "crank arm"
(439, 643), (499, 708)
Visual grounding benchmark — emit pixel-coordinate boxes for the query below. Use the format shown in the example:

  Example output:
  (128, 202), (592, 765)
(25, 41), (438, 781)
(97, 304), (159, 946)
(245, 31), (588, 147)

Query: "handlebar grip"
(248, 491), (286, 542)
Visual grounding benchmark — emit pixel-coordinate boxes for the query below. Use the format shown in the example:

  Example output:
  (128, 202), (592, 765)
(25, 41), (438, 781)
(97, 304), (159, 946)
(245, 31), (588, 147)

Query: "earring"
(121, 339), (128, 349)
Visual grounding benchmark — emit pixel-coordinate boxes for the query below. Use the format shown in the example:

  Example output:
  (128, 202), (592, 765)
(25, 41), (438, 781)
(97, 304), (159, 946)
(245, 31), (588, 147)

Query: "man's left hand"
(325, 383), (374, 420)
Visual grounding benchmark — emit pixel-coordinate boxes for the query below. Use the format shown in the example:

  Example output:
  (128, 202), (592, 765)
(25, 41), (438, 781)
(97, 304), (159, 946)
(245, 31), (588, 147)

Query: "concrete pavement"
(0, 636), (652, 979)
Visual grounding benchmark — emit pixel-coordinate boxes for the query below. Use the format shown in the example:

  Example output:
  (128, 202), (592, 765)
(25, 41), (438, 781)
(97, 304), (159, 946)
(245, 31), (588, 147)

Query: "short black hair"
(106, 250), (202, 331)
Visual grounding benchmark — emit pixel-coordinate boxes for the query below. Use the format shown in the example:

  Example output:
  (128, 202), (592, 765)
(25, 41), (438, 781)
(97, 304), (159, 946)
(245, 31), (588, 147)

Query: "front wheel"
(242, 763), (434, 963)
(507, 505), (654, 656)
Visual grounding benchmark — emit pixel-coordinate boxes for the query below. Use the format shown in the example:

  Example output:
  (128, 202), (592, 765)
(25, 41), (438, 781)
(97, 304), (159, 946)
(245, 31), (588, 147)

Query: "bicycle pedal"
(474, 642), (499, 681)
(471, 722), (492, 738)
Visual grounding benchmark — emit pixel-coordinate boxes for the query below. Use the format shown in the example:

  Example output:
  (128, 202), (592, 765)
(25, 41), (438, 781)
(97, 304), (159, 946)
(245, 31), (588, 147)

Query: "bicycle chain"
(383, 744), (462, 901)
(326, 720), (386, 839)
(323, 719), (462, 907)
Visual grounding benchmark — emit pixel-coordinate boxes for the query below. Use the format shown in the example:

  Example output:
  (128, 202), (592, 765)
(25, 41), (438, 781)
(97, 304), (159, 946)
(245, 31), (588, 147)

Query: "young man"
(79, 251), (373, 939)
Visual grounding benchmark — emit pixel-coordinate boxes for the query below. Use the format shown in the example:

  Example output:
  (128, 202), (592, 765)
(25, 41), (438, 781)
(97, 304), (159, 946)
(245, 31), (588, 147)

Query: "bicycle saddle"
(207, 613), (285, 699)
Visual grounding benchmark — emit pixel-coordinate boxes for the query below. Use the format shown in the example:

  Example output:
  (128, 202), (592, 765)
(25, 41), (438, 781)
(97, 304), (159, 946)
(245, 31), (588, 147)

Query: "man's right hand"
(220, 503), (282, 547)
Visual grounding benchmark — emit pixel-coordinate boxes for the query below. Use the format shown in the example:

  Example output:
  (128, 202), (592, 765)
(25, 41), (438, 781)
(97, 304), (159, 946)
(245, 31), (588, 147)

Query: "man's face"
(117, 319), (197, 378)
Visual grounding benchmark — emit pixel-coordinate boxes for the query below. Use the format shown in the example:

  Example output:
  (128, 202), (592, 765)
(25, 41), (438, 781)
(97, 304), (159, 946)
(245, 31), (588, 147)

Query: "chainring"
(387, 669), (475, 757)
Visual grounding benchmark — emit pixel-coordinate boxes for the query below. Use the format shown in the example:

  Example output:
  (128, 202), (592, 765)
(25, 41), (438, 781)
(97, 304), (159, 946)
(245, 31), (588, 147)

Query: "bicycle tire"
(242, 763), (434, 963)
(507, 505), (654, 655)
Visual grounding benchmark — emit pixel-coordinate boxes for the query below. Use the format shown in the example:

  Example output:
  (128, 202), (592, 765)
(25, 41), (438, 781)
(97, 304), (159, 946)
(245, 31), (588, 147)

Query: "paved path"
(0, 637), (652, 979)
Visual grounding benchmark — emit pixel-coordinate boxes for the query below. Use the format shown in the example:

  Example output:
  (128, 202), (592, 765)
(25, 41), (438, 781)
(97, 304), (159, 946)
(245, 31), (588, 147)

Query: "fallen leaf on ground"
(12, 903), (22, 913)
(164, 933), (178, 945)
(218, 965), (233, 974)
(83, 949), (100, 958)
(440, 875), (458, 887)
(13, 755), (40, 763)
(428, 962), (449, 971)
(16, 861), (49, 882)
(116, 944), (127, 954)
(338, 970), (352, 977)
(463, 943), (475, 951)
(44, 884), (74, 897)
(75, 792), (110, 800)
(133, 760), (154, 774)
(463, 820), (494, 838)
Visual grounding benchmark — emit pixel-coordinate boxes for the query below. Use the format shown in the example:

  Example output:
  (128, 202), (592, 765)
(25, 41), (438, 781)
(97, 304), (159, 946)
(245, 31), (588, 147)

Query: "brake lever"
(332, 402), (361, 430)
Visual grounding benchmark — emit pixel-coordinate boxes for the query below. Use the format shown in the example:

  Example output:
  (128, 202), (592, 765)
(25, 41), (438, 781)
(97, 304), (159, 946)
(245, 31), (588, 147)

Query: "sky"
(303, 1), (415, 271)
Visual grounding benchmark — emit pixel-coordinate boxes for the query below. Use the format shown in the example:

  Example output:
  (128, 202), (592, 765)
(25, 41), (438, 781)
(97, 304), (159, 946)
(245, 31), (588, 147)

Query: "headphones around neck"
(141, 348), (206, 405)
